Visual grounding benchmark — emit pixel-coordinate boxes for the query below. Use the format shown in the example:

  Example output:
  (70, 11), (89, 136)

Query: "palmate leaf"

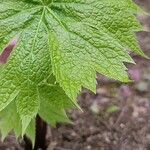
(0, 0), (146, 141)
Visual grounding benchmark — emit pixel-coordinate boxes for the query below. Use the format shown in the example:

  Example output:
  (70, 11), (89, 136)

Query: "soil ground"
(0, 0), (150, 150)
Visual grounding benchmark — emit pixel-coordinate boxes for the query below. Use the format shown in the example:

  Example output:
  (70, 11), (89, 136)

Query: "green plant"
(0, 0), (147, 147)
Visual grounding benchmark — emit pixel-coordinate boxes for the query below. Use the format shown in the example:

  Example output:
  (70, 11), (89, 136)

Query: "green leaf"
(0, 101), (21, 140)
(26, 119), (36, 146)
(39, 82), (75, 126)
(0, 0), (146, 142)
(106, 105), (120, 113)
(0, 100), (36, 144)
(46, 0), (144, 100)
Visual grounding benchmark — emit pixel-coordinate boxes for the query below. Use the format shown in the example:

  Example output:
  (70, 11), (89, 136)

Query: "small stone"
(87, 145), (92, 150)
(90, 102), (100, 114)
(136, 81), (149, 92)
(120, 123), (125, 128)
(143, 72), (150, 81)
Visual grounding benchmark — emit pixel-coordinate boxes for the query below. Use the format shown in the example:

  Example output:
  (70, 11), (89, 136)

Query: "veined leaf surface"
(0, 0), (146, 140)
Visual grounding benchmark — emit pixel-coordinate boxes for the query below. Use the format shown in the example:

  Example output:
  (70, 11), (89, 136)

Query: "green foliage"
(106, 105), (120, 113)
(0, 0), (145, 143)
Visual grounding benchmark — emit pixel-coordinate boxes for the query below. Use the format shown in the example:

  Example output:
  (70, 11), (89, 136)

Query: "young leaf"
(39, 83), (75, 126)
(0, 101), (21, 140)
(0, 0), (147, 141)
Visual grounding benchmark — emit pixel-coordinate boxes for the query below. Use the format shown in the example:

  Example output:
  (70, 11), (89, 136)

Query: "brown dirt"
(0, 0), (150, 150)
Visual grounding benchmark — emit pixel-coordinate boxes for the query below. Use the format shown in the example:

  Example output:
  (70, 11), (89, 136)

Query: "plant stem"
(24, 115), (47, 150)
(34, 115), (47, 150)
(24, 135), (32, 150)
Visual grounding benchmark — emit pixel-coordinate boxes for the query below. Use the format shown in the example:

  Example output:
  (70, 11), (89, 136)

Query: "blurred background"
(0, 0), (150, 149)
